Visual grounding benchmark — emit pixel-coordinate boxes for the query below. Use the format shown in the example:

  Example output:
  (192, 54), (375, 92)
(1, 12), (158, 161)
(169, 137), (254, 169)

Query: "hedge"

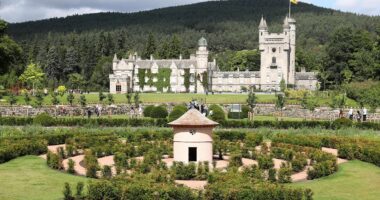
(0, 116), (379, 130)
(0, 139), (47, 163)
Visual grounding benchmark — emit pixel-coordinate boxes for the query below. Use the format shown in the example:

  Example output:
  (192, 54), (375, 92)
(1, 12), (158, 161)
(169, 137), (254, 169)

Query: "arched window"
(272, 57), (276, 64)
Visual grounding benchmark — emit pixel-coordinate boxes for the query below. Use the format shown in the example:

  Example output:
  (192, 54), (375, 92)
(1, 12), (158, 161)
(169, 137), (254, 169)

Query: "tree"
(67, 92), (75, 106)
(275, 94), (285, 111)
(35, 90), (44, 108)
(23, 92), (31, 105)
(99, 91), (106, 103)
(45, 46), (62, 83)
(51, 92), (60, 106)
(246, 90), (257, 111)
(134, 92), (140, 108)
(168, 35), (181, 58)
(126, 93), (132, 105)
(68, 73), (84, 90)
(0, 20), (22, 75)
(64, 47), (80, 76)
(57, 85), (67, 97)
(80, 95), (87, 107)
(19, 63), (45, 95)
(8, 93), (17, 106)
(280, 78), (286, 92)
(143, 33), (157, 59)
(107, 93), (114, 105)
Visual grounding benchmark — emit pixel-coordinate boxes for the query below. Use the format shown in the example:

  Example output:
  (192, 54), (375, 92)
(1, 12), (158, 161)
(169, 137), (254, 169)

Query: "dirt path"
(175, 180), (207, 190)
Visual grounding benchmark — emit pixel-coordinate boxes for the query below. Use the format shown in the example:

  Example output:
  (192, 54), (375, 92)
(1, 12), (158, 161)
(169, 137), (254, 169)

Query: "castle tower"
(259, 16), (296, 91)
(169, 109), (218, 164)
(287, 17), (296, 85)
(196, 37), (209, 93)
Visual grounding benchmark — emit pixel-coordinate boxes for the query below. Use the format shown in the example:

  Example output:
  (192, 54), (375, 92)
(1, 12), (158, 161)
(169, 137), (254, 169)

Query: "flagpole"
(289, 0), (291, 18)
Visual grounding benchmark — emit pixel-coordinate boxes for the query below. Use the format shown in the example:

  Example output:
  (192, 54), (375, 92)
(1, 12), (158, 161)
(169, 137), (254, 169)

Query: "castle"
(109, 17), (318, 94)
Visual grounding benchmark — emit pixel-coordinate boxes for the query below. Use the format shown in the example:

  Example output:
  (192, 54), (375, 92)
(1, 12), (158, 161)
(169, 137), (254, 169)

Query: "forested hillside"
(1, 0), (380, 91)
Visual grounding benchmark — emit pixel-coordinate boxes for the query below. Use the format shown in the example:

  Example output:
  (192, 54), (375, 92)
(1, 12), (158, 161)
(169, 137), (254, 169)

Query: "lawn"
(0, 156), (89, 200)
(0, 93), (358, 106)
(292, 160), (380, 200)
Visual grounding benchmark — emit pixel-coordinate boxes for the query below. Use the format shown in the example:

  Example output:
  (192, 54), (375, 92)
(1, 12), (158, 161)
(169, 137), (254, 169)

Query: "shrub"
(209, 104), (226, 123)
(102, 165), (112, 179)
(67, 159), (76, 174)
(245, 133), (263, 148)
(333, 118), (353, 129)
(76, 182), (84, 199)
(258, 155), (274, 170)
(228, 152), (243, 168)
(173, 162), (196, 180)
(143, 105), (155, 117)
(150, 106), (168, 119)
(168, 105), (187, 122)
(63, 183), (73, 200)
(47, 151), (63, 170)
(307, 160), (337, 180)
(291, 153), (308, 172)
(277, 163), (292, 183)
(268, 168), (277, 182)
(33, 112), (54, 126)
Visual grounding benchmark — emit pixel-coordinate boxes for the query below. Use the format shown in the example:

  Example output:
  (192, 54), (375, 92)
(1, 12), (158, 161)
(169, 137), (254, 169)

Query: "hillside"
(1, 0), (379, 91)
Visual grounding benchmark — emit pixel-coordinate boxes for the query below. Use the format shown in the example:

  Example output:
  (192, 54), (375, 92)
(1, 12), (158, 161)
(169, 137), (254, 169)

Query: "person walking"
(348, 107), (353, 120)
(356, 110), (362, 122)
(362, 107), (368, 122)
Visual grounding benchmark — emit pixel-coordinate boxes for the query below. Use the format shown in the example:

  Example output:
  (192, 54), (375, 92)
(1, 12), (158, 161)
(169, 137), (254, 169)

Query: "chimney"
(301, 67), (306, 73)
(150, 54), (154, 61)
(179, 54), (182, 60)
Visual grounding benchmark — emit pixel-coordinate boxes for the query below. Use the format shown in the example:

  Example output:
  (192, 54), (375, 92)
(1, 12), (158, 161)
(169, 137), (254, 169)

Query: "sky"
(0, 0), (379, 23)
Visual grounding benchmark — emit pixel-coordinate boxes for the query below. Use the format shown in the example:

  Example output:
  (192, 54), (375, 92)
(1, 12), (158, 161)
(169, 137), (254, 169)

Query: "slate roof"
(134, 60), (197, 69)
(168, 109), (218, 127)
(295, 72), (318, 80)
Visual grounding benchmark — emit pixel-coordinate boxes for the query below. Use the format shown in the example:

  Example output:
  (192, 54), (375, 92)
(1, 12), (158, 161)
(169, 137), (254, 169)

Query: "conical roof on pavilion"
(168, 109), (218, 127)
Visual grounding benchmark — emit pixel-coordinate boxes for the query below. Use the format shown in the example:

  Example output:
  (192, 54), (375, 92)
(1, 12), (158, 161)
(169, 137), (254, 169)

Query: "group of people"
(87, 104), (103, 118)
(348, 107), (368, 122)
(188, 99), (208, 116)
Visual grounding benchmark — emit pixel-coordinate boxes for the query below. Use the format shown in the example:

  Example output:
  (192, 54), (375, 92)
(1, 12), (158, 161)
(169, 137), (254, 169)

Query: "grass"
(0, 156), (89, 200)
(292, 160), (380, 200)
(1, 93), (359, 106)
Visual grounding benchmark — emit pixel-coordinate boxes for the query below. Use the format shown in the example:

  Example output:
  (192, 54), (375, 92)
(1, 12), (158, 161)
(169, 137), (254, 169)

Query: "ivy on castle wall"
(146, 69), (154, 87)
(155, 68), (171, 92)
(138, 69), (146, 90)
(183, 69), (191, 92)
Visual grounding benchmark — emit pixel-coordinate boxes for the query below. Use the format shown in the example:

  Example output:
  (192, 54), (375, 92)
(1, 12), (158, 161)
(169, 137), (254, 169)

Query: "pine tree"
(45, 46), (61, 84)
(64, 47), (80, 76)
(168, 35), (181, 59)
(143, 33), (157, 59)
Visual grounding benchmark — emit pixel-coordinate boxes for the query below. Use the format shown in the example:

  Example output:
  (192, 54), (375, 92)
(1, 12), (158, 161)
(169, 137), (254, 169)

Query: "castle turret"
(113, 54), (119, 70)
(288, 17), (296, 85)
(196, 37), (209, 93)
(259, 16), (268, 50)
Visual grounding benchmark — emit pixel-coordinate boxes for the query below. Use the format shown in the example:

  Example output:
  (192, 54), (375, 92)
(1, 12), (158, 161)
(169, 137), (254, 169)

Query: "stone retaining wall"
(0, 104), (379, 122)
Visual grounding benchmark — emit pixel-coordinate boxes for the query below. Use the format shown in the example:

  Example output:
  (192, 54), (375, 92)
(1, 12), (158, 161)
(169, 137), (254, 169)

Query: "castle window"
(116, 85), (122, 92)
(272, 48), (276, 53)
(272, 57), (276, 64)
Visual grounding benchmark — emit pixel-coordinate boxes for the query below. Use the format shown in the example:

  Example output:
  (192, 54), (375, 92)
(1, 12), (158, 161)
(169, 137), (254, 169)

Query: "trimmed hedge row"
(0, 116), (379, 130)
(221, 119), (380, 130)
(272, 133), (380, 168)
(0, 116), (168, 127)
(0, 139), (47, 163)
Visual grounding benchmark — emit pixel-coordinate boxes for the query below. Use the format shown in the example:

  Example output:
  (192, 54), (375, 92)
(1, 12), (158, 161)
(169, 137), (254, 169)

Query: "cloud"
(0, 0), (208, 22)
(0, 0), (378, 23)
(335, 0), (380, 15)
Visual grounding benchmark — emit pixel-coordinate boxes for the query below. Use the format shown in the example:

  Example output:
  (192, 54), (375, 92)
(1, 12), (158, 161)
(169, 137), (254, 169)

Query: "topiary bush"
(150, 106), (169, 119)
(168, 105), (187, 122)
(33, 112), (54, 126)
(209, 104), (226, 123)
(143, 105), (155, 117)
(333, 118), (353, 129)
